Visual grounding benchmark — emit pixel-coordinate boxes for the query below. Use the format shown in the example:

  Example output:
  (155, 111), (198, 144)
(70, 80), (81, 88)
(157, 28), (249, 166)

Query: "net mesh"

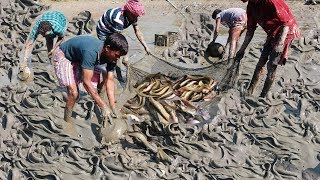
(125, 13), (229, 92)
(125, 53), (229, 92)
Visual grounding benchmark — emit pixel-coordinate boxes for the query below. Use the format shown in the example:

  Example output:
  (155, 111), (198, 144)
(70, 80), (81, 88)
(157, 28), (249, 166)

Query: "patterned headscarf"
(123, 0), (145, 17)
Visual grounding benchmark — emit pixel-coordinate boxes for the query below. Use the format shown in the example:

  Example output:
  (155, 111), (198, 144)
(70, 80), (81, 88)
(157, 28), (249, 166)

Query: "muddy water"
(0, 0), (320, 179)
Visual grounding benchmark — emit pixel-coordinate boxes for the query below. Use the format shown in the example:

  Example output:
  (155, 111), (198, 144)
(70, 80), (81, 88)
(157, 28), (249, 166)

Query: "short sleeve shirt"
(96, 7), (137, 34)
(246, 0), (301, 38)
(217, 8), (246, 28)
(29, 11), (67, 41)
(59, 36), (116, 71)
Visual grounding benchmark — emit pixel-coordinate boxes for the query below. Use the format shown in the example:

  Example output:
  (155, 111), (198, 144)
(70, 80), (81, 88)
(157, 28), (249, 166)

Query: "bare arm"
(22, 39), (34, 66)
(49, 36), (64, 56)
(82, 68), (107, 108)
(133, 24), (150, 54)
(104, 71), (116, 109)
(235, 30), (254, 61)
(213, 18), (221, 42)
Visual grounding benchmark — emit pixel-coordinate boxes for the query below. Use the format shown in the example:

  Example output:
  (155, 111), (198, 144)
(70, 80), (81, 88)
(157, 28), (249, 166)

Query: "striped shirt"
(29, 11), (67, 41)
(96, 8), (137, 36)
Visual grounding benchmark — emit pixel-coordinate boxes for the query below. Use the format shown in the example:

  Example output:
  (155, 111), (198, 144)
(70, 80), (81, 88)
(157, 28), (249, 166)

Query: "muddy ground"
(0, 0), (320, 179)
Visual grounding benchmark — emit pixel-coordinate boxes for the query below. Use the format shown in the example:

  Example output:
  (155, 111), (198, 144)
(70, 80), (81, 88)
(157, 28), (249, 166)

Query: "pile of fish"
(121, 73), (216, 124)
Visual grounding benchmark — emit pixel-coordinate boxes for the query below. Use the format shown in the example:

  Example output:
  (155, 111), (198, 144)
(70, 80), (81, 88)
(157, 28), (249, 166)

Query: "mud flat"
(0, 0), (320, 179)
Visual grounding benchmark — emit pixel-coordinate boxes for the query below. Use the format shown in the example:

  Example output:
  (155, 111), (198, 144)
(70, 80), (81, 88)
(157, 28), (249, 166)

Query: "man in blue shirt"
(52, 33), (128, 128)
(20, 11), (67, 80)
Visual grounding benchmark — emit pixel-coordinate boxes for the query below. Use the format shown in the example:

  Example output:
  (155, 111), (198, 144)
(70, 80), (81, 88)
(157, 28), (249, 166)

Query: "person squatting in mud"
(231, 0), (301, 97)
(52, 33), (128, 127)
(211, 8), (247, 62)
(19, 11), (67, 79)
(96, 0), (150, 67)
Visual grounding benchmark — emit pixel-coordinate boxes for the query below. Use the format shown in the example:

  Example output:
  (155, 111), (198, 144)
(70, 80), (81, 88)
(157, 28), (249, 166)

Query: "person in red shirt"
(229, 0), (301, 97)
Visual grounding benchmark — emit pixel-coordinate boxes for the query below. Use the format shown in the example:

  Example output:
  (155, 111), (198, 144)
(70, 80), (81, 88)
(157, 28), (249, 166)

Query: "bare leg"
(236, 28), (246, 53)
(247, 57), (268, 95)
(64, 83), (79, 122)
(247, 38), (272, 95)
(228, 27), (242, 60)
(260, 62), (277, 97)
(224, 39), (231, 63)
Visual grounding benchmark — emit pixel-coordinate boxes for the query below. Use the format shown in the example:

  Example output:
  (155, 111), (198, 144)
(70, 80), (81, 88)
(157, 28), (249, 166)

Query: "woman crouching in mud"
(52, 33), (128, 135)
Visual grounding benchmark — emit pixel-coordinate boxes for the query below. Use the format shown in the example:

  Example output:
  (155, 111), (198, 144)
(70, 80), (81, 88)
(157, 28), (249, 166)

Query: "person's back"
(218, 8), (246, 28)
(97, 8), (131, 35)
(59, 36), (106, 70)
(30, 11), (66, 40)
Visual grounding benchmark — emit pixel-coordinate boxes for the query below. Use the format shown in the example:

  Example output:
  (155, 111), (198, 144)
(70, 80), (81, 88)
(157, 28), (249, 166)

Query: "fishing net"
(124, 13), (229, 93)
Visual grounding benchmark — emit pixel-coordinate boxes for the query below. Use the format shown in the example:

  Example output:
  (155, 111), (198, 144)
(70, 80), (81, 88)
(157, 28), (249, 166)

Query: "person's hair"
(38, 21), (52, 35)
(212, 9), (222, 19)
(104, 33), (128, 56)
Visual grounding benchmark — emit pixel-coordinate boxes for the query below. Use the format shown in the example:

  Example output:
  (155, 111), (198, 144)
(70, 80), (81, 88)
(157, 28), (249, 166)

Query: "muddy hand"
(103, 114), (113, 127)
(122, 56), (129, 67)
(102, 108), (113, 127)
(271, 44), (283, 65)
(145, 47), (151, 55)
(18, 62), (31, 81)
(111, 107), (118, 118)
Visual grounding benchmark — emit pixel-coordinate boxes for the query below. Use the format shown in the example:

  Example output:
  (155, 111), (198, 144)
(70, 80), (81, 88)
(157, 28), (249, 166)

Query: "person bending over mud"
(20, 11), (67, 80)
(52, 33), (128, 127)
(212, 8), (247, 62)
(230, 0), (301, 97)
(96, 0), (150, 64)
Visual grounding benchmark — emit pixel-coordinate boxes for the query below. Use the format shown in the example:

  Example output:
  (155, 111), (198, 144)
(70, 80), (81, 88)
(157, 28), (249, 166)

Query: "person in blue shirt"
(52, 33), (128, 127)
(19, 11), (67, 80)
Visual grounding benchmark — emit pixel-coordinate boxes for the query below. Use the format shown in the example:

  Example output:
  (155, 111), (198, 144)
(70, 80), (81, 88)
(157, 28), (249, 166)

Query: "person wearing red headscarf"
(96, 0), (150, 56)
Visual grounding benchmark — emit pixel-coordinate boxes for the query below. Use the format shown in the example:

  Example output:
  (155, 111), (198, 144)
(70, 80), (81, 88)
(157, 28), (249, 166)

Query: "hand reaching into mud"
(18, 62), (31, 81)
(271, 43), (284, 65)
(122, 56), (129, 67)
(145, 47), (151, 55)
(102, 108), (113, 127)
(111, 107), (118, 118)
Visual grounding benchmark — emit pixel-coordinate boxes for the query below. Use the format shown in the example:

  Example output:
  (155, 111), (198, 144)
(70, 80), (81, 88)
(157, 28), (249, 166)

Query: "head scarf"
(123, 0), (145, 17)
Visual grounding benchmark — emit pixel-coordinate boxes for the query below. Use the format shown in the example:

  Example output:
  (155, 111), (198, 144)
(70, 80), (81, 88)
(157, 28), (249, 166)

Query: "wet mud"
(0, 0), (320, 179)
